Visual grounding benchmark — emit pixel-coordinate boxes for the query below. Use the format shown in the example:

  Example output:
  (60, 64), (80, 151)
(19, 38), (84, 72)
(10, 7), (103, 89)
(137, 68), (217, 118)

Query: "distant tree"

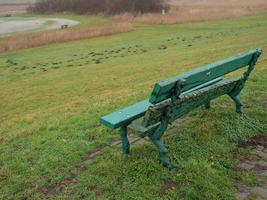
(29, 0), (74, 13)
(29, 0), (169, 14)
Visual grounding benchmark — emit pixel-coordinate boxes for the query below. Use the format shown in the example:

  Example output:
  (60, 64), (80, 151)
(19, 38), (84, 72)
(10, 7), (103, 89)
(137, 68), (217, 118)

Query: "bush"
(29, 0), (169, 14)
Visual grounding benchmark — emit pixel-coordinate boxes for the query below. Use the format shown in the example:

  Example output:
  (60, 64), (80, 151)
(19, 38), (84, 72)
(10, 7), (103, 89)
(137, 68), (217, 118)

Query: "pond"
(0, 17), (79, 36)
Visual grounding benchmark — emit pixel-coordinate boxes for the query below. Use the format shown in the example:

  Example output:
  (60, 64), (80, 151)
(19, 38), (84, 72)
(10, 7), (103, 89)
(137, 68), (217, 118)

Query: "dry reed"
(114, 0), (267, 25)
(114, 8), (249, 25)
(0, 22), (133, 53)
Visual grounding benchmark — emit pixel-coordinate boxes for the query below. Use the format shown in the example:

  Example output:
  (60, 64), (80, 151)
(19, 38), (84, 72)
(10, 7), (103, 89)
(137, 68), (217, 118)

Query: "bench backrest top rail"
(149, 48), (261, 104)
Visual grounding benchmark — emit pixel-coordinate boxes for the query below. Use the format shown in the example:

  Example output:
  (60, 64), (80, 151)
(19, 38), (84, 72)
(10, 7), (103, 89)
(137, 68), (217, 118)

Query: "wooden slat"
(100, 100), (152, 129)
(169, 77), (241, 122)
(183, 77), (223, 94)
(149, 48), (261, 104)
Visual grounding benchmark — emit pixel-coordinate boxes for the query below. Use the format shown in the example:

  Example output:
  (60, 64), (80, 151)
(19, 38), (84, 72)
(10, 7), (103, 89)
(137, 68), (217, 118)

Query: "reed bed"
(0, 22), (133, 53)
(114, 0), (267, 25)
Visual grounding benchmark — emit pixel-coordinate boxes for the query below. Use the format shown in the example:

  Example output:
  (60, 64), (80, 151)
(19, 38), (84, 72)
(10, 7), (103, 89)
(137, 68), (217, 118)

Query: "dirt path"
(236, 136), (267, 200)
(0, 17), (79, 36)
(39, 120), (185, 197)
(40, 134), (148, 197)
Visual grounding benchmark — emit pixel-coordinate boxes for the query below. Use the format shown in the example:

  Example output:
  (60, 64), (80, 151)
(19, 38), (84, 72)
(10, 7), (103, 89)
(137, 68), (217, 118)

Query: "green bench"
(100, 49), (262, 169)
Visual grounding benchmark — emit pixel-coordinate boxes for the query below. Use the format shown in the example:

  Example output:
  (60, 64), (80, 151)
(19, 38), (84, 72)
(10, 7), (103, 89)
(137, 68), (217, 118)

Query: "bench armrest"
(100, 100), (152, 129)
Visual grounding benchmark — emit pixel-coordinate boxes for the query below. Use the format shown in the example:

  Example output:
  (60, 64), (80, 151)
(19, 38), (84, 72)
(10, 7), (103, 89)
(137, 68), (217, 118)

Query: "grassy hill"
(0, 13), (266, 199)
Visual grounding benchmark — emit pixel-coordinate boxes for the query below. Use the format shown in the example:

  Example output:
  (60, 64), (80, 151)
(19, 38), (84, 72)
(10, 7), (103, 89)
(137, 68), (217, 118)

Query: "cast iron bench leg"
(120, 126), (130, 154)
(149, 136), (172, 169)
(148, 118), (172, 169)
(229, 95), (243, 114)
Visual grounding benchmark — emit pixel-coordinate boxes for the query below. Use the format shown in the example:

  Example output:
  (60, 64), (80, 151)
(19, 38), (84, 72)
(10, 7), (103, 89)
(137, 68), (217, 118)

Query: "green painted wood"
(100, 48), (262, 130)
(100, 48), (262, 169)
(149, 48), (261, 104)
(100, 100), (152, 129)
(169, 77), (241, 122)
(183, 77), (223, 94)
(100, 78), (223, 129)
(140, 77), (241, 129)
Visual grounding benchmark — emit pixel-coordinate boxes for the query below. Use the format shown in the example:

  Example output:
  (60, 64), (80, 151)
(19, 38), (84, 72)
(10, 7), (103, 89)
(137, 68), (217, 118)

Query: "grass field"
(0, 12), (267, 199)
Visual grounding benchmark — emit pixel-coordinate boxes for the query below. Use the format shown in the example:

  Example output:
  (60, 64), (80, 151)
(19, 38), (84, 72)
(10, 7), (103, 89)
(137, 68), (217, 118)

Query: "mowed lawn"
(0, 13), (267, 199)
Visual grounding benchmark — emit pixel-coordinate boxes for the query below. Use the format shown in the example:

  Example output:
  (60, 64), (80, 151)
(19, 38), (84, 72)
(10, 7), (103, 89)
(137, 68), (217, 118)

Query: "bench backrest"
(149, 49), (261, 104)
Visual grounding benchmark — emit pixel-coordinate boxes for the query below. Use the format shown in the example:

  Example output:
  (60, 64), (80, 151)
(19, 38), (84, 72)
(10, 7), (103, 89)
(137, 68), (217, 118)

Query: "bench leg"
(204, 101), (211, 109)
(229, 95), (243, 114)
(119, 126), (130, 154)
(148, 119), (172, 169)
(149, 136), (172, 169)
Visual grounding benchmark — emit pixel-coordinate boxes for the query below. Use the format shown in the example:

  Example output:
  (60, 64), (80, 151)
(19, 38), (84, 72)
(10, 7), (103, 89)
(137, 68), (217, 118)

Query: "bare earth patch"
(236, 135), (267, 200)
(39, 134), (143, 197)
(160, 179), (183, 196)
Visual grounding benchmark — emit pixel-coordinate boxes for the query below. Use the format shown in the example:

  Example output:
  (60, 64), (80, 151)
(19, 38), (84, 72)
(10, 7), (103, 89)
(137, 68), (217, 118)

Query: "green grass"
(0, 13), (267, 199)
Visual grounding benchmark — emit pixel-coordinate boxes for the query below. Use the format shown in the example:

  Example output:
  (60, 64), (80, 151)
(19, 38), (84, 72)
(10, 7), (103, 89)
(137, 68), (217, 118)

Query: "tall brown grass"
(169, 0), (267, 8)
(114, 8), (249, 24)
(0, 22), (133, 53)
(114, 0), (267, 24)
